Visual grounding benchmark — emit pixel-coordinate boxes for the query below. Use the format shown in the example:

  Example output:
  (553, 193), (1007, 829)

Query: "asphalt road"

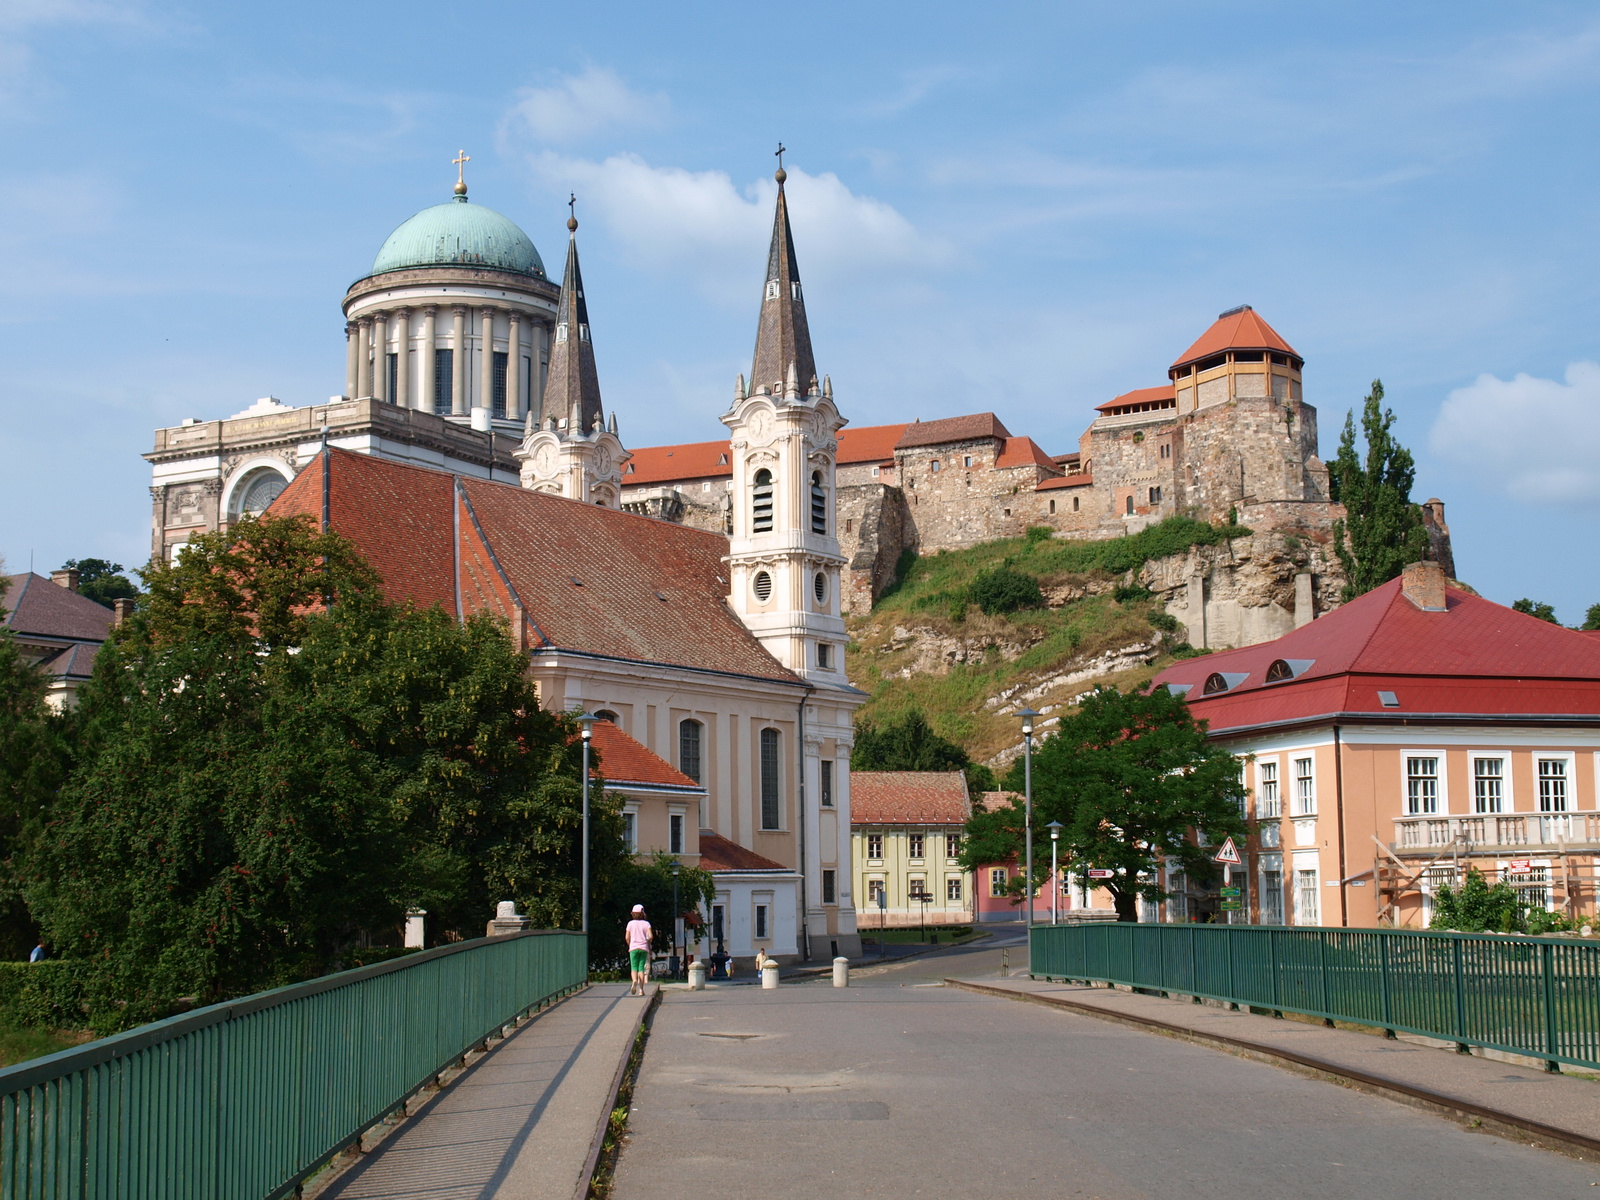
(612, 933), (1600, 1199)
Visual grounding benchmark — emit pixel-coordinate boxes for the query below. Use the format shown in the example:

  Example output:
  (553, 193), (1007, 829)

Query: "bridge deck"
(318, 982), (647, 1200)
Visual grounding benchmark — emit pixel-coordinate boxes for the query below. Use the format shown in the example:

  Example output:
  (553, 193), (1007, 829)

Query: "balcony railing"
(1393, 812), (1600, 851)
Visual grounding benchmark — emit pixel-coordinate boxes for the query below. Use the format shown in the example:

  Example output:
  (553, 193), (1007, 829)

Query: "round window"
(753, 570), (773, 602)
(230, 466), (289, 519)
(813, 571), (827, 603)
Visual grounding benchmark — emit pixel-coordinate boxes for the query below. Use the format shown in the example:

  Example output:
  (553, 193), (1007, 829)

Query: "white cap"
(632, 904), (645, 913)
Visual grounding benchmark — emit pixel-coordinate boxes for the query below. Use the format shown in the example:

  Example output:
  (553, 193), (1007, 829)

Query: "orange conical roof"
(1170, 306), (1299, 372)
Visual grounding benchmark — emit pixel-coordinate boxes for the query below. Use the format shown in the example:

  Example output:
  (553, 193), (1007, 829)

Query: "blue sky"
(4, 2), (1600, 619)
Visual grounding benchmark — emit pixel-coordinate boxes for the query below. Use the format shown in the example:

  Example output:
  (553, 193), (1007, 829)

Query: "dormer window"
(1264, 659), (1315, 683)
(752, 469), (774, 532)
(555, 323), (568, 343)
(791, 281), (802, 300)
(765, 280), (780, 300)
(719, 453), (729, 466)
(1202, 671), (1250, 695)
(579, 323), (590, 342)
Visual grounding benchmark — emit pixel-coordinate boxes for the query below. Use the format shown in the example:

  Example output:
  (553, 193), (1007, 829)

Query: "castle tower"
(515, 211), (629, 507)
(723, 164), (847, 680)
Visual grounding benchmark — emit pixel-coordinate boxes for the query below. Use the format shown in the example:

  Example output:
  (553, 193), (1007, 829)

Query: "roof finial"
(774, 142), (787, 185)
(567, 193), (578, 233)
(453, 149), (470, 197)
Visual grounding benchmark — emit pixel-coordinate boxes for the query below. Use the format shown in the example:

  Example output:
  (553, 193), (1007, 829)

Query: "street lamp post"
(1047, 821), (1063, 925)
(1017, 708), (1040, 927)
(671, 860), (682, 979)
(577, 713), (597, 935)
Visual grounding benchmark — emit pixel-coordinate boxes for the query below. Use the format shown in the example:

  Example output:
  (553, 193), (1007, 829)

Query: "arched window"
(1125, 495), (1135, 516)
(752, 469), (774, 532)
(759, 728), (781, 830)
(1048, 499), (1056, 514)
(595, 709), (619, 724)
(810, 471), (826, 534)
(229, 467), (289, 520)
(678, 719), (703, 783)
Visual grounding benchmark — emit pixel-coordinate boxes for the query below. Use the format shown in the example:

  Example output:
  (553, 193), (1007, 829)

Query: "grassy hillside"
(846, 518), (1240, 765)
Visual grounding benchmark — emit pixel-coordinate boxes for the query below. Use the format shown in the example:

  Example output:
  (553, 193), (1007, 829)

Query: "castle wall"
(892, 437), (1055, 550)
(838, 483), (914, 613)
(1178, 396), (1327, 522)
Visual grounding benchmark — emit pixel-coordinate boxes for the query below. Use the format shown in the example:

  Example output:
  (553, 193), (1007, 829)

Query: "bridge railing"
(1030, 922), (1600, 1071)
(0, 928), (586, 1199)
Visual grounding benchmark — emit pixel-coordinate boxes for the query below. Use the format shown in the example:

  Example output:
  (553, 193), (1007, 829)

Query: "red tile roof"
(895, 413), (1011, 450)
(994, 436), (1059, 471)
(590, 721), (703, 791)
(696, 830), (790, 872)
(3, 574), (116, 643)
(1171, 307), (1299, 371)
(851, 771), (970, 825)
(1036, 473), (1094, 490)
(1095, 384), (1176, 413)
(1151, 576), (1600, 733)
(271, 450), (801, 685)
(621, 423), (911, 487)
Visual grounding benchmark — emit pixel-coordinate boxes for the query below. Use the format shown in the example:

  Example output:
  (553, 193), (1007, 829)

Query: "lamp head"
(577, 712), (597, 740)
(1047, 820), (1062, 840)
(671, 861), (680, 877)
(1017, 706), (1040, 735)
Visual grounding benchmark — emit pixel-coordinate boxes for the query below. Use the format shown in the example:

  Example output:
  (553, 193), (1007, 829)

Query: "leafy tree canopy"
(1583, 603), (1600, 632)
(60, 559), (138, 609)
(1328, 380), (1428, 601)
(961, 686), (1246, 921)
(966, 567), (1044, 616)
(1512, 598), (1559, 624)
(30, 515), (619, 1028)
(1430, 868), (1522, 933)
(853, 709), (968, 774)
(592, 852), (717, 968)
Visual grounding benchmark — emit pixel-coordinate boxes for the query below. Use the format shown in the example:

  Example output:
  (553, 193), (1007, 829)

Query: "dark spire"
(750, 152), (816, 397)
(540, 205), (604, 435)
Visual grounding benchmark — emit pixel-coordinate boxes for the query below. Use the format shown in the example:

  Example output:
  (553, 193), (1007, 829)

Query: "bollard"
(832, 956), (850, 988)
(761, 961), (779, 990)
(688, 959), (706, 990)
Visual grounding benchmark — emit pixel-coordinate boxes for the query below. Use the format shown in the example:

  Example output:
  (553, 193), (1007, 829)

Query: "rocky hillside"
(845, 519), (1344, 769)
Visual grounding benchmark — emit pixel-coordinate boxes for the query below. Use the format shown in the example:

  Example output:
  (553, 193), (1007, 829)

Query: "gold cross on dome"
(453, 149), (471, 187)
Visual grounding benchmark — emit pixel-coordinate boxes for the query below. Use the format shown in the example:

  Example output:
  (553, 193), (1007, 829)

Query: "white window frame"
(1255, 756), (1281, 819)
(668, 805), (687, 855)
(908, 831), (925, 861)
(621, 804), (639, 854)
(1402, 750), (1448, 816)
(1536, 752), (1576, 813)
(1470, 752), (1510, 814)
(989, 867), (1008, 897)
(866, 832), (884, 861)
(946, 876), (963, 902)
(1291, 755), (1316, 816)
(1293, 856), (1321, 926)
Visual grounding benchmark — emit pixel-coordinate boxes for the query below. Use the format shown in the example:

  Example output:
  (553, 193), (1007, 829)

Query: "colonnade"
(343, 304), (549, 420)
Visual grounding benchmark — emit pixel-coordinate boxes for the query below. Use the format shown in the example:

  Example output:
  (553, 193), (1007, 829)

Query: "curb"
(575, 986), (661, 1200)
(944, 978), (1600, 1164)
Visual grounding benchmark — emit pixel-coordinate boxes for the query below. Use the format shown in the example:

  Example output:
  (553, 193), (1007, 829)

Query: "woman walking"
(625, 904), (652, 996)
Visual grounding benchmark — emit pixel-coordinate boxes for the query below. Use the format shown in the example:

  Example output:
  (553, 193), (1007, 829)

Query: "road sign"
(1213, 837), (1242, 865)
(1220, 898), (1242, 912)
(1220, 886), (1240, 897)
(1087, 869), (1114, 879)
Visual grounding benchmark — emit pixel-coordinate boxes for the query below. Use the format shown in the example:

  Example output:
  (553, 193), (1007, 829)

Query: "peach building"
(1151, 561), (1600, 928)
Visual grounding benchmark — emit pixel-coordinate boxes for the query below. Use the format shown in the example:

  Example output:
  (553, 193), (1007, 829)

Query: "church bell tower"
(723, 161), (847, 681)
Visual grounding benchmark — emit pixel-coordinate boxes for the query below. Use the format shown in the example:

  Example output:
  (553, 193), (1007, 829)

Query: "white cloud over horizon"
(507, 67), (665, 143)
(1430, 362), (1600, 505)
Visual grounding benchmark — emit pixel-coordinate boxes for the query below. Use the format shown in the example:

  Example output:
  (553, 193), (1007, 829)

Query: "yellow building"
(851, 772), (972, 930)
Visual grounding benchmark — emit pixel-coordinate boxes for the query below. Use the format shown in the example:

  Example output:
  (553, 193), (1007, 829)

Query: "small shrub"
(1113, 584), (1154, 603)
(1148, 611), (1181, 634)
(1025, 526), (1054, 544)
(0, 963), (89, 1029)
(967, 568), (1044, 616)
(1169, 643), (1209, 659)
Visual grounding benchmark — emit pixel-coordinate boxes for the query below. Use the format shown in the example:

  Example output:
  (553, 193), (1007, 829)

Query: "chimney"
(1401, 560), (1446, 611)
(50, 569), (78, 593)
(112, 598), (136, 626)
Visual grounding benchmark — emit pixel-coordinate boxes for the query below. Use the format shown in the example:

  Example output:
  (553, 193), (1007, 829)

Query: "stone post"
(344, 321), (359, 399)
(451, 307), (468, 415)
(507, 313), (523, 420)
(1186, 573), (1207, 649)
(486, 900), (530, 938)
(479, 308), (495, 416)
(372, 313), (389, 403)
(421, 307), (438, 412)
(1294, 572), (1314, 628)
(404, 909), (426, 949)
(391, 308), (410, 409)
(355, 318), (373, 399)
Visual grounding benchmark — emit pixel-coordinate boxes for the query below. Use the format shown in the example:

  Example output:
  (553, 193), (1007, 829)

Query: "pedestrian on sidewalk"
(754, 948), (769, 978)
(626, 905), (652, 996)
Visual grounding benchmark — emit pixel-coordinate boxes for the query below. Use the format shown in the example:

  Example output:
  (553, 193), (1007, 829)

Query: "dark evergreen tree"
(1328, 381), (1427, 601)
(852, 710), (969, 773)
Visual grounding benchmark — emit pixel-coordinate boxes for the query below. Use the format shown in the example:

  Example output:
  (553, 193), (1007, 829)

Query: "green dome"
(371, 196), (545, 278)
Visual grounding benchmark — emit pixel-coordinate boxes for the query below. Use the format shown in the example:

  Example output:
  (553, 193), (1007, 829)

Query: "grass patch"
(0, 1022), (93, 1068)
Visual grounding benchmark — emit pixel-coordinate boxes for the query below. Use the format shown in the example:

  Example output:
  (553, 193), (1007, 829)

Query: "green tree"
(1582, 603), (1600, 631)
(1429, 868), (1522, 933)
(591, 852), (717, 969)
(966, 567), (1044, 616)
(60, 559), (138, 609)
(1328, 381), (1428, 601)
(852, 710), (968, 773)
(30, 515), (615, 1027)
(1512, 598), (1559, 624)
(962, 686), (1246, 921)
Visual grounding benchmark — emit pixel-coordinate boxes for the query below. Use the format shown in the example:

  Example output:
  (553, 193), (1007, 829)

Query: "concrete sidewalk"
(954, 975), (1600, 1161)
(316, 983), (650, 1200)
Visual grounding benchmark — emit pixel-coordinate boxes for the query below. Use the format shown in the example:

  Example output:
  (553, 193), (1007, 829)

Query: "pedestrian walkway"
(953, 975), (1600, 1160)
(317, 983), (650, 1200)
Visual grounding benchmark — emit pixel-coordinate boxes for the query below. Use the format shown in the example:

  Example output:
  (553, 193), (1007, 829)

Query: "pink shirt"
(625, 920), (652, 951)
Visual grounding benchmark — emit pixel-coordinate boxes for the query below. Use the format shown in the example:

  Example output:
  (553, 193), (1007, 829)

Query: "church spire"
(750, 150), (816, 397)
(541, 201), (604, 435)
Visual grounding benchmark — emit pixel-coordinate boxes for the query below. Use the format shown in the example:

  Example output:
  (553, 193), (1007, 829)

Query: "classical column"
(479, 308), (495, 415)
(451, 307), (467, 416)
(344, 322), (358, 399)
(372, 313), (389, 403)
(391, 309), (410, 409)
(356, 317), (373, 399)
(506, 312), (523, 420)
(421, 307), (438, 412)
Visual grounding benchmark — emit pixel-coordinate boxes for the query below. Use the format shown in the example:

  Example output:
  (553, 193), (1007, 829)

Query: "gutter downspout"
(1334, 724), (1348, 927)
(797, 684), (815, 962)
(452, 477), (463, 622)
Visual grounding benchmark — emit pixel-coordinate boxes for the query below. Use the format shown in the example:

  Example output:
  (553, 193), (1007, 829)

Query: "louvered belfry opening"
(752, 468), (774, 532)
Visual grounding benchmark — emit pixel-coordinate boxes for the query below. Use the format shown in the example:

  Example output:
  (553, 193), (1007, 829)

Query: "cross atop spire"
(540, 220), (604, 436)
(453, 149), (470, 197)
(774, 142), (787, 183)
(567, 192), (578, 232)
(750, 156), (815, 397)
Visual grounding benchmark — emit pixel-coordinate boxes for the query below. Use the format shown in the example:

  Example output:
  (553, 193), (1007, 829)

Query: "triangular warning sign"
(1213, 836), (1242, 865)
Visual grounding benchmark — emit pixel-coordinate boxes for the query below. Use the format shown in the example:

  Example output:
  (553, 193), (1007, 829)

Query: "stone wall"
(893, 437), (1054, 551)
(1177, 395), (1328, 523)
(838, 482), (914, 613)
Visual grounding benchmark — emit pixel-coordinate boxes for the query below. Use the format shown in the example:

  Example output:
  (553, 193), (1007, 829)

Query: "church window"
(679, 719), (703, 783)
(434, 349), (453, 413)
(1048, 499), (1056, 514)
(670, 814), (684, 854)
(752, 571), (773, 603)
(811, 472), (827, 534)
(817, 643), (831, 669)
(386, 353), (398, 403)
(820, 760), (834, 807)
(1073, 496), (1080, 512)
(230, 467), (289, 520)
(522, 355), (532, 411)
(814, 571), (828, 603)
(822, 870), (836, 904)
(491, 352), (508, 418)
(760, 729), (781, 830)
(752, 469), (774, 532)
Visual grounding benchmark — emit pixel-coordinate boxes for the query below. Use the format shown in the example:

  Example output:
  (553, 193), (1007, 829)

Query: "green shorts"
(629, 948), (649, 972)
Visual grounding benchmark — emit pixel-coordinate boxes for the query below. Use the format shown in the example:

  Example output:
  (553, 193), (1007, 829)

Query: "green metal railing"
(0, 929), (586, 1199)
(1030, 923), (1600, 1071)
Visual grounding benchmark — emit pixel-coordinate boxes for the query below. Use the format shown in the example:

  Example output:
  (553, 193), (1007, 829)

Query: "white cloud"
(1430, 362), (1600, 505)
(508, 67), (664, 143)
(525, 152), (952, 302)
